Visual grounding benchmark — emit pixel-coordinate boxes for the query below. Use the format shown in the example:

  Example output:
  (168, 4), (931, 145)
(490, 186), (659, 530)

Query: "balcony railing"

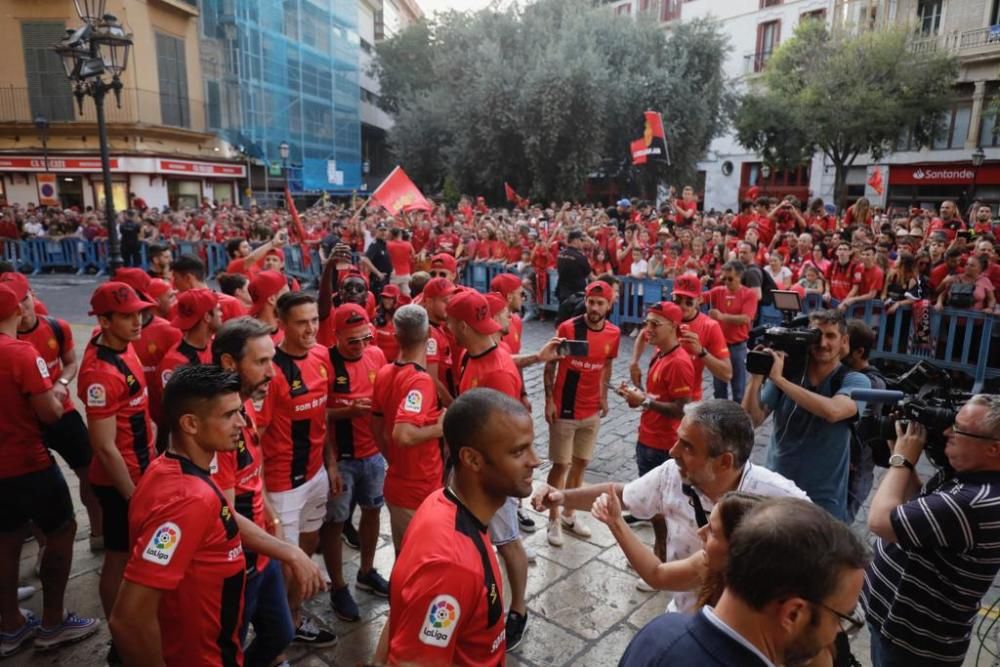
(909, 25), (1000, 57)
(0, 86), (208, 132)
(743, 50), (773, 74)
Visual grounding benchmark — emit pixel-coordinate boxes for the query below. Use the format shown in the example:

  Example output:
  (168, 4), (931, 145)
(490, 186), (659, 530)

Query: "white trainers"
(561, 514), (592, 538)
(546, 520), (564, 547)
(636, 577), (656, 593)
(16, 585), (35, 602)
(524, 544), (537, 564)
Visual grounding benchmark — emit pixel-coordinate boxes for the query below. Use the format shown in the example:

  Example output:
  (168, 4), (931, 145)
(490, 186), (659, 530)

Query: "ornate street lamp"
(279, 141), (290, 194)
(53, 10), (132, 272)
(969, 147), (986, 208)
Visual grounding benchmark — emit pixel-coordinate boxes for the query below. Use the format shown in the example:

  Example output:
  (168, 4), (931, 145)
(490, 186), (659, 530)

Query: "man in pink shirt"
(705, 261), (759, 402)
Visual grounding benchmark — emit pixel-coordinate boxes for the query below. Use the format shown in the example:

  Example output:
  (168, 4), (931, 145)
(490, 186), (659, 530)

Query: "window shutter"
(21, 22), (74, 121)
(156, 32), (190, 128)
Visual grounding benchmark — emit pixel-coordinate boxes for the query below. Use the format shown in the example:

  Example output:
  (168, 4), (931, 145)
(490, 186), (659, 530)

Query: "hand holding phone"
(557, 339), (589, 357)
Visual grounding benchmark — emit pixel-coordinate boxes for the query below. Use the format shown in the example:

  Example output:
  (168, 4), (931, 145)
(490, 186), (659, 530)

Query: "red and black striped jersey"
(328, 344), (386, 461)
(552, 316), (621, 420)
(0, 334), (54, 478)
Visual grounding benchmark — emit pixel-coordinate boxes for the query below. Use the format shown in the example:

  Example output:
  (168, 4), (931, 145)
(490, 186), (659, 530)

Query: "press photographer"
(742, 309), (870, 521)
(863, 395), (1000, 667)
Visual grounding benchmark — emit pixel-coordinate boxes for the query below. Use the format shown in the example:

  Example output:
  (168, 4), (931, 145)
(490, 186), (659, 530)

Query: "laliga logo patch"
(420, 595), (460, 647)
(142, 522), (181, 565)
(403, 389), (423, 413)
(86, 383), (107, 407)
(35, 357), (51, 379)
(426, 337), (438, 356)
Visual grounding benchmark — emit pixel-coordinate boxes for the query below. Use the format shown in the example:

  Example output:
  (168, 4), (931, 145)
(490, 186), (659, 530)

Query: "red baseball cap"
(380, 284), (401, 300)
(0, 272), (30, 302)
(490, 273), (522, 297)
(429, 253), (457, 274)
(647, 301), (684, 325)
(249, 271), (287, 315)
(171, 288), (218, 331)
(584, 281), (614, 301)
(147, 278), (173, 300)
(265, 247), (285, 262)
(333, 303), (370, 331)
(484, 291), (508, 316)
(423, 277), (458, 300)
(446, 290), (501, 335)
(113, 268), (151, 296)
(0, 284), (20, 320)
(671, 274), (703, 300)
(89, 281), (155, 316)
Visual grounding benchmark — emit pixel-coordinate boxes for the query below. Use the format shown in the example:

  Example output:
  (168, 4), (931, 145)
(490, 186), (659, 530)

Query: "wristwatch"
(697, 349), (708, 358)
(888, 454), (915, 471)
(640, 397), (653, 410)
(58, 378), (70, 387)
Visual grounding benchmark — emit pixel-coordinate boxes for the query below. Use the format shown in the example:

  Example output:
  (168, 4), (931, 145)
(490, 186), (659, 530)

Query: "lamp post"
(34, 115), (50, 172)
(279, 141), (290, 203)
(970, 147), (986, 211)
(54, 3), (132, 272)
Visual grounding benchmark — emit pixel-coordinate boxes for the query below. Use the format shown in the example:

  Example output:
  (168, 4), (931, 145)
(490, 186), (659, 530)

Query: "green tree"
(371, 0), (732, 202)
(734, 20), (957, 208)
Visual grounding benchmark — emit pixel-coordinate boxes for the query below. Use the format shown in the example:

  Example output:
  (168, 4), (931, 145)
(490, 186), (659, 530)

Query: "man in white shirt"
(532, 399), (808, 611)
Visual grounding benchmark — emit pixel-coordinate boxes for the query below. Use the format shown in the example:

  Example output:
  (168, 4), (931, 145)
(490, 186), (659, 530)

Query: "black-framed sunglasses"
(429, 271), (450, 278)
(811, 601), (865, 637)
(673, 296), (696, 307)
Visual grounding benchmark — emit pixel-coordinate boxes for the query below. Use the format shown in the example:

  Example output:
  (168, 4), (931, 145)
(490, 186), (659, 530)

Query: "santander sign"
(911, 167), (974, 181)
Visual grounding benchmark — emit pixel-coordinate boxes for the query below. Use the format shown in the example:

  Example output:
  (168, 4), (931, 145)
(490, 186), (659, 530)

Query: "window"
(661, 0), (681, 21)
(615, 3), (631, 16)
(801, 9), (826, 23)
(156, 32), (190, 128)
(760, 0), (782, 7)
(21, 22), (74, 122)
(206, 81), (221, 129)
(754, 20), (781, 72)
(917, 0), (942, 36)
(980, 109), (1000, 147)
(932, 103), (972, 150)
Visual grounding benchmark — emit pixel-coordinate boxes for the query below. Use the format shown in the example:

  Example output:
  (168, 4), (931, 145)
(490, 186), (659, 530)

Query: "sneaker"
(294, 617), (337, 647)
(34, 612), (100, 651)
(505, 610), (528, 652)
(561, 514), (592, 538)
(0, 610), (39, 657)
(517, 509), (537, 533)
(16, 585), (35, 602)
(547, 520), (564, 547)
(89, 534), (105, 552)
(623, 514), (649, 526)
(524, 544), (537, 564)
(341, 523), (360, 550)
(636, 577), (656, 593)
(330, 585), (360, 623)
(356, 568), (390, 598)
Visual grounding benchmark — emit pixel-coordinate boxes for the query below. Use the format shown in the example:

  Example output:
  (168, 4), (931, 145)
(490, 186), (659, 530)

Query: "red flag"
(867, 168), (884, 195)
(630, 139), (648, 166)
(505, 182), (518, 202)
(372, 166), (433, 216)
(284, 187), (311, 268)
(631, 111), (669, 165)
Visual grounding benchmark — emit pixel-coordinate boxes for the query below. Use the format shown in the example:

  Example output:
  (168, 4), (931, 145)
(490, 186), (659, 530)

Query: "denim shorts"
(488, 496), (520, 546)
(326, 453), (386, 523)
(636, 441), (670, 477)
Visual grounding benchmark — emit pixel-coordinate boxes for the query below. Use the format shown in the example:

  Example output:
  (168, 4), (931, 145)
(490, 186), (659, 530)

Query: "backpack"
(757, 266), (777, 306)
(836, 364), (891, 468)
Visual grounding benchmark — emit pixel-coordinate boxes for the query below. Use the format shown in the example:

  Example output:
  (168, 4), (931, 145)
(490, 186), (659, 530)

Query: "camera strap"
(681, 483), (709, 528)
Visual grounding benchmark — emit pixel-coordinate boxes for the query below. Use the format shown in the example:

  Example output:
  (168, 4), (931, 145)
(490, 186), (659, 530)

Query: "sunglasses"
(429, 271), (450, 278)
(673, 297), (696, 306)
(346, 333), (374, 345)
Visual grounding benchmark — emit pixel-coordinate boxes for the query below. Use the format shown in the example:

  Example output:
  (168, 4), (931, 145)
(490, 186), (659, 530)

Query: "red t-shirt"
(79, 338), (156, 487)
(674, 199), (697, 226)
(434, 233), (461, 256)
(225, 256), (262, 278)
(927, 217), (966, 242)
(151, 339), (213, 424)
(552, 316), (621, 420)
(638, 345), (695, 451)
(827, 261), (856, 301)
(427, 321), (456, 398)
(930, 262), (960, 291)
(218, 293), (248, 322)
(328, 344), (386, 461)
(387, 240), (414, 275)
(458, 345), (523, 399)
(372, 361), (443, 510)
(388, 488), (505, 667)
(705, 285), (759, 344)
(18, 315), (75, 412)
(501, 314), (524, 355)
(124, 453), (246, 667)
(679, 313), (728, 401)
(213, 400), (269, 575)
(374, 317), (400, 363)
(257, 346), (331, 492)
(0, 335), (54, 478)
(136, 316), (183, 392)
(851, 264), (885, 297)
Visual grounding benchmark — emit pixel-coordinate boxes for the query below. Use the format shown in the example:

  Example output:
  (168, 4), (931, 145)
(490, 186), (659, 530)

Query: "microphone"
(848, 389), (905, 403)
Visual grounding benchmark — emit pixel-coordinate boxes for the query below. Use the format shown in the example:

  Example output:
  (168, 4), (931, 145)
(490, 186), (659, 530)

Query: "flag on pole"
(866, 167), (884, 195)
(631, 111), (670, 166)
(371, 166), (433, 215)
(284, 187), (311, 268)
(504, 182), (530, 208)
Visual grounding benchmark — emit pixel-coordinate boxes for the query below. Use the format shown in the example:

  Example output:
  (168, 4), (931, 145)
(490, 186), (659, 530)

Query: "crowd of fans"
(0, 188), (998, 667)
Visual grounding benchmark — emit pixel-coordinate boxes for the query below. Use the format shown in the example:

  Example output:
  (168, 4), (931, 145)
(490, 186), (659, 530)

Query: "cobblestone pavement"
(8, 275), (1000, 666)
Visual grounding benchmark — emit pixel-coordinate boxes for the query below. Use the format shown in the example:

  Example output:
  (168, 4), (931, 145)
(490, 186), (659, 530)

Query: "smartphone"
(557, 339), (589, 357)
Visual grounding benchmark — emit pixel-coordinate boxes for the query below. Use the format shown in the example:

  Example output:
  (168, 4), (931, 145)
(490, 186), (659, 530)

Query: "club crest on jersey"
(86, 383), (107, 407)
(368, 370), (377, 384)
(47, 337), (58, 351)
(35, 357), (50, 379)
(403, 389), (423, 413)
(142, 522), (181, 565)
(318, 365), (328, 379)
(420, 595), (460, 647)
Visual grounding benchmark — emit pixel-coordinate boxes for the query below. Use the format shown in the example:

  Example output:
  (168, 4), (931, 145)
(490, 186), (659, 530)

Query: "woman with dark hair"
(693, 491), (764, 608)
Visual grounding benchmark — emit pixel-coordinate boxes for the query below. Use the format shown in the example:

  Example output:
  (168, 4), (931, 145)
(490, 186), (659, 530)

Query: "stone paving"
(7, 274), (1000, 666)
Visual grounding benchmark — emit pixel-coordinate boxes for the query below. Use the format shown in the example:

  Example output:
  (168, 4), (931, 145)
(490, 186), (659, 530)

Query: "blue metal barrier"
(206, 243), (229, 277)
(1, 240), (26, 271)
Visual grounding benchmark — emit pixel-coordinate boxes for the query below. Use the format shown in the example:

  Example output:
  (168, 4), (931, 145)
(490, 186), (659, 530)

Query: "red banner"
(866, 168), (884, 195)
(889, 163), (1000, 185)
(631, 111), (669, 165)
(371, 166), (433, 215)
(158, 160), (245, 177)
(285, 188), (311, 268)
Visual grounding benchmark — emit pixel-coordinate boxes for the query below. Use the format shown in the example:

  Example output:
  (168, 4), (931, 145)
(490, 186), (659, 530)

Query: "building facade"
(0, 0), (245, 211)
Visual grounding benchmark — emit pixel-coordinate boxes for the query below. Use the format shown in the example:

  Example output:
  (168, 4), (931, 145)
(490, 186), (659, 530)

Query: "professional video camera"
(850, 360), (969, 474)
(746, 290), (820, 383)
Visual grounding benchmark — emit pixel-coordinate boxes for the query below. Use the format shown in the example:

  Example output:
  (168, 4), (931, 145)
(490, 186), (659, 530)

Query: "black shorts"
(0, 465), (74, 534)
(43, 410), (92, 470)
(93, 485), (130, 552)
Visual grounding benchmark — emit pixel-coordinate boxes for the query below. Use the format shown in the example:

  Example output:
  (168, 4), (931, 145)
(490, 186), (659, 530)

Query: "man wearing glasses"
(705, 261), (759, 401)
(863, 395), (1000, 667)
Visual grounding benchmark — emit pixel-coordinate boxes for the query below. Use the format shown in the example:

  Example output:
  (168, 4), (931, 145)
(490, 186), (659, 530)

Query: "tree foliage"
(370, 0), (732, 201)
(733, 20), (957, 206)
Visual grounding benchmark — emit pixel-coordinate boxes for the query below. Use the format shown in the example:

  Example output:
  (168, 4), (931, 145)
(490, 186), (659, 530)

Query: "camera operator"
(742, 309), (870, 521)
(863, 395), (1000, 667)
